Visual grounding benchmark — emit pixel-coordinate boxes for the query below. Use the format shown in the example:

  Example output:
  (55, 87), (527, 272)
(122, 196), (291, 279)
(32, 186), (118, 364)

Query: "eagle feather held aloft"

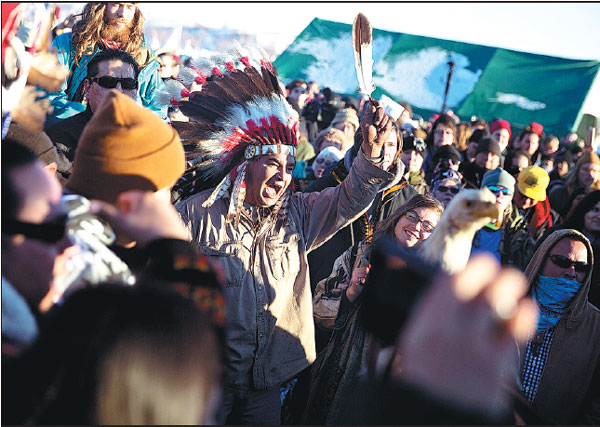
(352, 12), (375, 97)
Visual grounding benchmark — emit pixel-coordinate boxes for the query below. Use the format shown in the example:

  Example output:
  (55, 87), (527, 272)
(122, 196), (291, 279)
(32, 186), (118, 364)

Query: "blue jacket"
(47, 32), (166, 127)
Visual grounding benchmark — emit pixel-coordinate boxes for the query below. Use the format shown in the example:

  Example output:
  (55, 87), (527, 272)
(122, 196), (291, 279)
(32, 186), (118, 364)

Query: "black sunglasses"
(548, 254), (589, 273)
(436, 185), (460, 194)
(90, 76), (138, 90)
(2, 216), (67, 244)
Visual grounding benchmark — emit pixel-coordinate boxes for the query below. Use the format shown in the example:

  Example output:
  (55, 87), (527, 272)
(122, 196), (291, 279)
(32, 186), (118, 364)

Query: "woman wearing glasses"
(304, 194), (443, 424)
(470, 167), (529, 268)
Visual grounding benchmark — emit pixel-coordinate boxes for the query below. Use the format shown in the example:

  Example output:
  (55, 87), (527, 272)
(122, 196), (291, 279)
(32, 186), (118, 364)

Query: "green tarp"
(274, 18), (600, 136)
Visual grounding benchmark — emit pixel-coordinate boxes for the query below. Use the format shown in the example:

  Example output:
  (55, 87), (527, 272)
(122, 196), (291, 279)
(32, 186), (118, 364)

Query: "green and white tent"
(274, 18), (600, 137)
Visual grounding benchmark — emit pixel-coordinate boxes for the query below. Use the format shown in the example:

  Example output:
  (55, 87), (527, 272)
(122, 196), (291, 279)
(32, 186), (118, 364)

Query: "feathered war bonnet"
(169, 45), (299, 226)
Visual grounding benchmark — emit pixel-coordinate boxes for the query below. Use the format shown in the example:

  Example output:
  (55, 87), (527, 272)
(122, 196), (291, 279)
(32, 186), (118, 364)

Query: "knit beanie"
(331, 108), (360, 131)
(475, 137), (502, 157)
(468, 128), (490, 144)
(315, 127), (346, 153)
(481, 167), (516, 193)
(67, 90), (185, 204)
(490, 119), (511, 140)
(554, 149), (574, 167)
(5, 122), (59, 167)
(431, 168), (463, 188)
(433, 144), (461, 163)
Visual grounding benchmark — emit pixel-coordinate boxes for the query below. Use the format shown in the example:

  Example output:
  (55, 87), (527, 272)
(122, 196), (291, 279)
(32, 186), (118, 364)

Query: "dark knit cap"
(433, 144), (461, 163)
(554, 149), (574, 167)
(475, 137), (501, 157)
(5, 123), (60, 167)
(468, 128), (490, 144)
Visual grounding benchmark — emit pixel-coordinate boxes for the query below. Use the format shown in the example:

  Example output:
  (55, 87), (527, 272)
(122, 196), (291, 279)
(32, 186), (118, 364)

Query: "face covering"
(532, 275), (582, 333)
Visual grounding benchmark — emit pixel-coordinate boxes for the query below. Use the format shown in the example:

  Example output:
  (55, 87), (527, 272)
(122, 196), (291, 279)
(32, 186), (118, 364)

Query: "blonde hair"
(71, 3), (145, 66)
(96, 319), (220, 424)
(455, 122), (473, 152)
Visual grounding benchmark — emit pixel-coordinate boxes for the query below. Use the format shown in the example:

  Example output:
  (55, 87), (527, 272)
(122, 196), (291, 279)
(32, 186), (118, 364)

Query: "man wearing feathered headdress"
(47, 2), (166, 126)
(173, 47), (397, 424)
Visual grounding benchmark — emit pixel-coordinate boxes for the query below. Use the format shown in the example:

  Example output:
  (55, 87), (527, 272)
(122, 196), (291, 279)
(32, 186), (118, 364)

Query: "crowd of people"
(2, 2), (599, 425)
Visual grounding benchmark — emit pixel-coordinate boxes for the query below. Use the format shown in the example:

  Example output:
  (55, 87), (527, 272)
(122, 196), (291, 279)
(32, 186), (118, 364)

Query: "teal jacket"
(47, 33), (166, 127)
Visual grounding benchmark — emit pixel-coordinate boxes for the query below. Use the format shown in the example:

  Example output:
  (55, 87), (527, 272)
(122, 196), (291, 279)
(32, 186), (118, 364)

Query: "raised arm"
(295, 102), (395, 251)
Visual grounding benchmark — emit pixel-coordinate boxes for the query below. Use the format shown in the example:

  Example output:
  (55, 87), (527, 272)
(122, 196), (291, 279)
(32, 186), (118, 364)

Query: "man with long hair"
(47, 2), (166, 126)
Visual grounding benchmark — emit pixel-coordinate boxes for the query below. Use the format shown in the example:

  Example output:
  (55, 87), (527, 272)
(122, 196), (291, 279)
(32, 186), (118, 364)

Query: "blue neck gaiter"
(532, 275), (582, 333)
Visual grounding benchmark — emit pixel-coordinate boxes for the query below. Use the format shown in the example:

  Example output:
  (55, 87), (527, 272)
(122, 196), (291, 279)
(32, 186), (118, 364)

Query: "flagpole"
(441, 60), (456, 114)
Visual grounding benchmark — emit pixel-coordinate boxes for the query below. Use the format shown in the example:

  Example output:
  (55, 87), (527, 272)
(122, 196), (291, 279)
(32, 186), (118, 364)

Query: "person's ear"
(44, 162), (58, 175)
(83, 79), (91, 99)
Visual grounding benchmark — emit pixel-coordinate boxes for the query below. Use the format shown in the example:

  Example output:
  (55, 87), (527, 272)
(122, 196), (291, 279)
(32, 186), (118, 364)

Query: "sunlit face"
(394, 207), (440, 247)
(475, 151), (500, 171)
(332, 120), (356, 138)
(401, 149), (424, 173)
(514, 189), (539, 210)
(288, 85), (307, 109)
(486, 184), (513, 217)
(105, 3), (137, 27)
(584, 201), (600, 235)
(433, 124), (454, 148)
(578, 162), (600, 188)
(84, 59), (137, 113)
(158, 54), (180, 79)
(381, 132), (399, 171)
(511, 154), (530, 174)
(520, 133), (540, 156)
(541, 238), (588, 284)
(245, 153), (295, 208)
(542, 139), (559, 155)
(492, 128), (510, 153)
(432, 179), (460, 208)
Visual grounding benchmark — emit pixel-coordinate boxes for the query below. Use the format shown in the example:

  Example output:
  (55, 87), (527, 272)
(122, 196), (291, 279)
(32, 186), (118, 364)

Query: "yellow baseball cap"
(517, 166), (550, 201)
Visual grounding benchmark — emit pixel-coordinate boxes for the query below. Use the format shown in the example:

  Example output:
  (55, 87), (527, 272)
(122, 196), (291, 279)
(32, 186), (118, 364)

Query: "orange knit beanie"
(67, 90), (185, 203)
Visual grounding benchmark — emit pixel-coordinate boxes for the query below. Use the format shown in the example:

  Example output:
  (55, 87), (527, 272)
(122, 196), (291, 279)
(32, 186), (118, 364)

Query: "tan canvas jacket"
(176, 149), (394, 389)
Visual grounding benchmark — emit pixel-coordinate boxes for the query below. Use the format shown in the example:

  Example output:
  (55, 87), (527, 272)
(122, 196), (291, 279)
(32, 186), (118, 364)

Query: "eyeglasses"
(404, 210), (435, 233)
(548, 254), (589, 273)
(2, 215), (67, 244)
(487, 185), (511, 196)
(315, 158), (336, 166)
(90, 76), (138, 90)
(435, 185), (460, 194)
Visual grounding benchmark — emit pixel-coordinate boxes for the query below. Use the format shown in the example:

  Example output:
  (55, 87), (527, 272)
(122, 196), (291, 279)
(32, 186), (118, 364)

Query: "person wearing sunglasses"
(1, 140), (76, 357)
(470, 167), (529, 267)
(431, 168), (463, 208)
(48, 3), (167, 127)
(515, 229), (600, 424)
(46, 49), (140, 180)
(311, 146), (343, 179)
